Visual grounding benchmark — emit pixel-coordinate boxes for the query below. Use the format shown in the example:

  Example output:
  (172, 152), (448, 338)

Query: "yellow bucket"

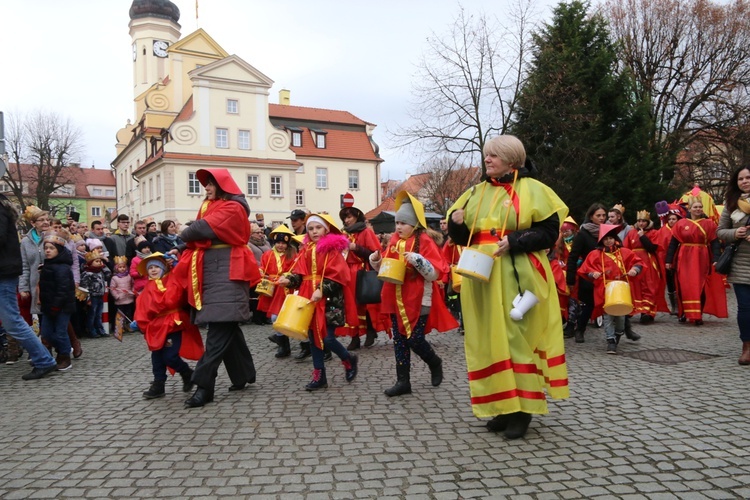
(273, 294), (314, 341)
(378, 257), (406, 284)
(450, 265), (463, 293)
(454, 248), (493, 282)
(603, 281), (633, 316)
(255, 278), (275, 298)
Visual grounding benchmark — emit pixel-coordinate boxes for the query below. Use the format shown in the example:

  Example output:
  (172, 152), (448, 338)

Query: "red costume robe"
(134, 274), (204, 366)
(257, 249), (294, 315)
(380, 231), (458, 337)
(577, 246), (643, 319)
(670, 218), (727, 320)
(623, 228), (668, 316)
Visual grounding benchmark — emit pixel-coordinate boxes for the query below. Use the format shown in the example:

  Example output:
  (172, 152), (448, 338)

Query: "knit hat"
(137, 239), (153, 252)
(305, 213), (342, 235)
(395, 201), (418, 227)
(138, 252), (170, 277)
(394, 191), (427, 228)
(86, 238), (103, 251)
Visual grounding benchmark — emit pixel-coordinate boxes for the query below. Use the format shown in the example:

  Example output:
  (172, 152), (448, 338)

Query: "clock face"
(153, 40), (169, 58)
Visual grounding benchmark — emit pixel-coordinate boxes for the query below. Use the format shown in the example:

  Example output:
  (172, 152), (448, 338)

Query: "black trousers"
(191, 322), (256, 392)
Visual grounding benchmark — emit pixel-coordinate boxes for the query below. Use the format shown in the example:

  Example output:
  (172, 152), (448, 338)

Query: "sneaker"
(22, 364), (57, 380)
(606, 340), (617, 354)
(56, 358), (72, 371)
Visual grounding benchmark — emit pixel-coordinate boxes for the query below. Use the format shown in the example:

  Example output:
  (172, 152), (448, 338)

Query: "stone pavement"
(1, 295), (749, 499)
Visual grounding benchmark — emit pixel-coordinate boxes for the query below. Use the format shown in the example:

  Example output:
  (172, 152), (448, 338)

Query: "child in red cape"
(370, 192), (458, 397)
(133, 253), (204, 400)
(277, 214), (359, 391)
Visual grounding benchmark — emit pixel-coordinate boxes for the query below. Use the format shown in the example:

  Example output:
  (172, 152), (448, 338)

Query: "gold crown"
(85, 248), (104, 263)
(611, 203), (625, 215)
(636, 210), (651, 221)
(23, 205), (47, 223)
(42, 230), (69, 247)
(113, 255), (128, 266)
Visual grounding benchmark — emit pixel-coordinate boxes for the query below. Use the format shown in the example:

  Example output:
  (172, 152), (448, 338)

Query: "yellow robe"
(449, 178), (569, 418)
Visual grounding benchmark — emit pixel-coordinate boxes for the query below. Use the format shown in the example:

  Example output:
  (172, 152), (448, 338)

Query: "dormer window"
(311, 129), (327, 149)
(288, 126), (302, 147)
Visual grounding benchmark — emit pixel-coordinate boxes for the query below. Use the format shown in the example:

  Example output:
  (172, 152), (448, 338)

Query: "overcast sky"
(0, 0), (559, 180)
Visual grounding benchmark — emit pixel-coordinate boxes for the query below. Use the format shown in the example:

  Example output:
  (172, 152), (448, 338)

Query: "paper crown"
(42, 230), (69, 247)
(611, 203), (625, 215)
(113, 255), (128, 266)
(636, 210), (651, 221)
(85, 248), (104, 263)
(255, 213), (264, 220)
(23, 205), (47, 223)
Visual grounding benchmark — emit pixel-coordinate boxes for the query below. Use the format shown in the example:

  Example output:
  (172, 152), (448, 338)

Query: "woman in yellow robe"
(448, 135), (569, 439)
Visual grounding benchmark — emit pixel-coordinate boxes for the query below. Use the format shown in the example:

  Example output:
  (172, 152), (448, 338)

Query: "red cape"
(578, 247), (643, 318)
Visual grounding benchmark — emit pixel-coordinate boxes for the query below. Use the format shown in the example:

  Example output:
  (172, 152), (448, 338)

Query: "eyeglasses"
(252, 231), (263, 234)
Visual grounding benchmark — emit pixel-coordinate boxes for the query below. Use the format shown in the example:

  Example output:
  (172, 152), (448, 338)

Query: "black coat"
(0, 194), (22, 279)
(39, 247), (76, 316)
(565, 226), (599, 287)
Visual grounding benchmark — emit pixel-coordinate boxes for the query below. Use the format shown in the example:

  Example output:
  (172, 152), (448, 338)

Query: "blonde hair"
(483, 135), (526, 169)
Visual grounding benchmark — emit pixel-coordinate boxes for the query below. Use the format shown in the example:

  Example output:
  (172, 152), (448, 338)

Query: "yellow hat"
(137, 252), (170, 277)
(270, 224), (295, 236)
(563, 216), (577, 226)
(305, 213), (342, 235)
(292, 234), (306, 245)
(395, 191), (427, 229)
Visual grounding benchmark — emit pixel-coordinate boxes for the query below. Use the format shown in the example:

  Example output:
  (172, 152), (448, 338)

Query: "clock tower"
(128, 0), (181, 100)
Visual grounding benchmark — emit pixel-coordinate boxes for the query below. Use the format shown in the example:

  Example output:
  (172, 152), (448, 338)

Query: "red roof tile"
(3, 164), (115, 199)
(285, 127), (381, 162)
(269, 104), (371, 126)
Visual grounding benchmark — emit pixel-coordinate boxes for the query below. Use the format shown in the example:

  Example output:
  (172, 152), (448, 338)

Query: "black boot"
(295, 341), (311, 361)
(624, 317), (641, 341)
(384, 365), (411, 397)
(574, 327), (585, 343)
(364, 330), (377, 347)
(667, 292), (678, 315)
(275, 335), (291, 358)
(267, 334), (280, 345)
(563, 322), (576, 339)
(427, 355), (443, 387)
(343, 353), (358, 382)
(486, 414), (513, 432)
(180, 368), (194, 393)
(184, 387), (214, 408)
(143, 380), (165, 399)
(504, 412), (532, 439)
(347, 335), (361, 351)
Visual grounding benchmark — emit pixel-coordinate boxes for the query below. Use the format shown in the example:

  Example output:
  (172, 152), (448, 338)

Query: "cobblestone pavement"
(1, 294), (749, 499)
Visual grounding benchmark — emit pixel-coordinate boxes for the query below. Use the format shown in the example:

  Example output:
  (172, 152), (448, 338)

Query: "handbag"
(355, 268), (383, 304)
(715, 214), (750, 275)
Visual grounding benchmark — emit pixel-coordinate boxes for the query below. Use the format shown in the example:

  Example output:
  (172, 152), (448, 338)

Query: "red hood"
(196, 168), (242, 195)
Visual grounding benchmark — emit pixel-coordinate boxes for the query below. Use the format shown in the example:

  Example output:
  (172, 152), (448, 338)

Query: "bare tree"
(416, 155), (481, 215)
(392, 0), (540, 178)
(3, 111), (84, 212)
(603, 0), (750, 184)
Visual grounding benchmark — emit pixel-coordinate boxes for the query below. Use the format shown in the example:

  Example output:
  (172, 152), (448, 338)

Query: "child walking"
(80, 248), (111, 338)
(133, 253), (204, 399)
(39, 230), (76, 371)
(370, 192), (458, 397)
(277, 213), (359, 390)
(110, 256), (135, 324)
(578, 224), (643, 354)
(261, 226), (298, 358)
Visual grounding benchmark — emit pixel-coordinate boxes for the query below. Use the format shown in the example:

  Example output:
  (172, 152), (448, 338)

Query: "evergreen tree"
(511, 0), (662, 222)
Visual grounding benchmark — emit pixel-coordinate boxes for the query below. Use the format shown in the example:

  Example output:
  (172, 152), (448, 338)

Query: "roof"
(269, 104), (371, 126)
(280, 126), (382, 162)
(3, 163), (115, 199)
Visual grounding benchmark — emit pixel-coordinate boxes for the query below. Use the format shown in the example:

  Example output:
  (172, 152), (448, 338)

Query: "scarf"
(115, 271), (129, 278)
(163, 233), (178, 242)
(30, 229), (41, 245)
(581, 222), (599, 238)
(344, 221), (367, 234)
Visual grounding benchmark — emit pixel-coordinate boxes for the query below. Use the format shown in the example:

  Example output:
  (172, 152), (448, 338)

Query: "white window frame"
(316, 167), (328, 189)
(348, 169), (359, 190)
(295, 189), (305, 206)
(105, 189), (115, 197)
(215, 128), (229, 149)
(291, 131), (302, 147)
(247, 174), (259, 197)
(315, 132), (327, 149)
(149, 178), (153, 201)
(92, 188), (102, 196)
(270, 176), (282, 197)
(226, 99), (238, 114)
(238, 129), (251, 150)
(156, 175), (161, 198)
(91, 206), (101, 217)
(188, 172), (202, 195)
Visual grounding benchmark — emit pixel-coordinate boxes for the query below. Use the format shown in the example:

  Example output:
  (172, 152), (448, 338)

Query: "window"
(188, 172), (201, 194)
(348, 169), (359, 190)
(238, 130), (251, 150)
(291, 131), (302, 147)
(295, 189), (305, 206)
(247, 175), (259, 196)
(105, 189), (115, 197)
(316, 167), (328, 189)
(216, 128), (228, 148)
(156, 175), (161, 198)
(270, 176), (282, 197)
(93, 188), (102, 196)
(91, 206), (101, 217)
(0, 183), (11, 193)
(313, 130), (327, 149)
(227, 99), (238, 114)
(149, 178), (153, 201)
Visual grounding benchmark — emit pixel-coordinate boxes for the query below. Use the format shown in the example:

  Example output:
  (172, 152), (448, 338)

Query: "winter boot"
(304, 368), (328, 391)
(623, 317), (641, 341)
(504, 412), (533, 439)
(275, 335), (291, 358)
(739, 341), (750, 366)
(267, 334), (280, 345)
(68, 323), (82, 358)
(347, 335), (361, 351)
(6, 337), (21, 365)
(180, 368), (194, 392)
(574, 327), (585, 344)
(143, 380), (166, 399)
(667, 292), (678, 315)
(563, 322), (576, 339)
(364, 330), (378, 347)
(342, 353), (358, 382)
(295, 341), (312, 361)
(384, 364), (411, 397)
(427, 355), (443, 387)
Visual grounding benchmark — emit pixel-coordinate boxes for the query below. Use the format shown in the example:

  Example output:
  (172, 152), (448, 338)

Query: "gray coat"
(180, 195), (252, 325)
(19, 231), (44, 315)
(717, 208), (750, 285)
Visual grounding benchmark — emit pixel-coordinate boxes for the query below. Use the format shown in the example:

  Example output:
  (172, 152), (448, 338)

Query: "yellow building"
(113, 1), (383, 227)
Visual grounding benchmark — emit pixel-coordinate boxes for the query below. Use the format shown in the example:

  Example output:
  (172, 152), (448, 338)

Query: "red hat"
(196, 168), (242, 196)
(597, 224), (621, 243)
(667, 203), (687, 219)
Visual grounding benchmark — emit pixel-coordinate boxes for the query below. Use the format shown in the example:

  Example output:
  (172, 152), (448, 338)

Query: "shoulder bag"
(355, 268), (383, 304)
(715, 214), (750, 275)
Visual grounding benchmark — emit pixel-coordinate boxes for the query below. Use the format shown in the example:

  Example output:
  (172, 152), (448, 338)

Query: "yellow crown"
(611, 203), (625, 215)
(85, 248), (104, 263)
(636, 210), (651, 221)
(113, 255), (128, 266)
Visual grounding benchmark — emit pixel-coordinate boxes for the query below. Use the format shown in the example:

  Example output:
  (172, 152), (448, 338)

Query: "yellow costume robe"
(449, 178), (569, 418)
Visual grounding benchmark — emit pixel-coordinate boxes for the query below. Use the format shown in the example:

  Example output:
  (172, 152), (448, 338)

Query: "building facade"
(113, 1), (382, 227)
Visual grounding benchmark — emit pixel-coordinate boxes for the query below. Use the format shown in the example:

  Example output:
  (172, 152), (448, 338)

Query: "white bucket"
(454, 248), (493, 282)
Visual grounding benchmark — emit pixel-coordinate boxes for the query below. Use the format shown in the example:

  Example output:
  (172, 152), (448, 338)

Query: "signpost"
(341, 192), (355, 208)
